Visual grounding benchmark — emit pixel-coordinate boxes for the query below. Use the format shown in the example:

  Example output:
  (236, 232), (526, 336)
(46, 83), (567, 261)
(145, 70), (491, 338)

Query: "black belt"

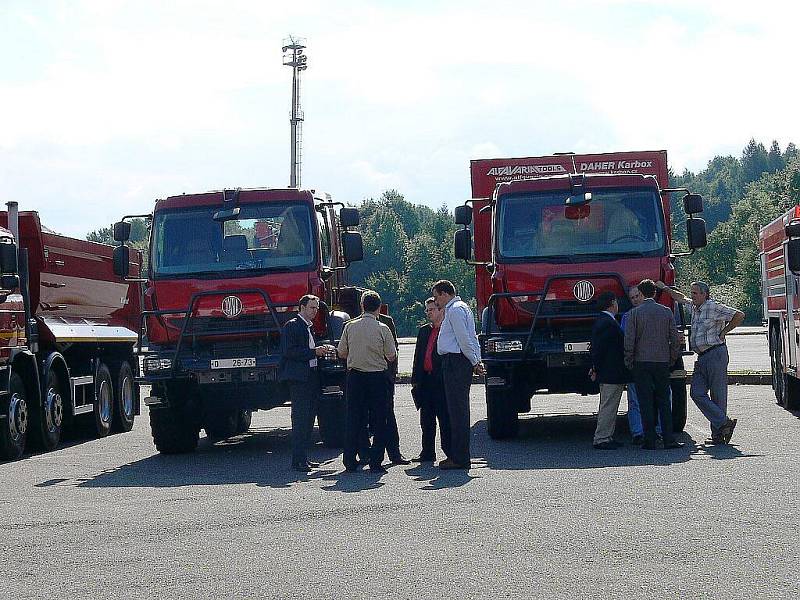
(696, 343), (725, 357)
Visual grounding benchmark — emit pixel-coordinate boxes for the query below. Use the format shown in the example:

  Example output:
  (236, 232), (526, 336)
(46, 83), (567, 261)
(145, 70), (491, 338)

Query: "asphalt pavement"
(2, 383), (798, 599)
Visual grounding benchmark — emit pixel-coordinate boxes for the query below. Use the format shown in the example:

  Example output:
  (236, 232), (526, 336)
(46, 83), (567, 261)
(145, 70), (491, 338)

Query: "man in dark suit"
(624, 279), (684, 450)
(279, 294), (336, 472)
(590, 292), (631, 450)
(410, 298), (450, 462)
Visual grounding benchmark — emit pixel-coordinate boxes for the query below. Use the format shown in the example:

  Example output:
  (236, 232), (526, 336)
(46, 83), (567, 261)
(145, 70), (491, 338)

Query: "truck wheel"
(111, 361), (136, 433)
(204, 410), (238, 440)
(0, 373), (28, 461)
(317, 395), (345, 448)
(93, 363), (114, 438)
(236, 409), (252, 434)
(486, 386), (519, 440)
(771, 326), (785, 405)
(30, 368), (64, 451)
(150, 405), (199, 454)
(782, 373), (800, 410)
(670, 379), (688, 433)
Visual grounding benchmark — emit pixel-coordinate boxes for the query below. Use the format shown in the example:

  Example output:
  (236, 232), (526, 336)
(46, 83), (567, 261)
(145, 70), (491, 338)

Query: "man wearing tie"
(278, 295), (336, 472)
(590, 291), (631, 449)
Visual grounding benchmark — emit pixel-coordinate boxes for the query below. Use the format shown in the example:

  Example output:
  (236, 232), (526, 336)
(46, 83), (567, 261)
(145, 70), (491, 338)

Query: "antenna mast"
(282, 36), (308, 188)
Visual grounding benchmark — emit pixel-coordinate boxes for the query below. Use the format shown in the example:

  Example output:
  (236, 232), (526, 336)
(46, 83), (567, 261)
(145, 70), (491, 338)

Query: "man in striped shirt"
(656, 280), (744, 444)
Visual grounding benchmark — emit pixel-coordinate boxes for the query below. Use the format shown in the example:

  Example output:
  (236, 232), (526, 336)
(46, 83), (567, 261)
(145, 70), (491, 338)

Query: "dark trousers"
(384, 374), (402, 460)
(419, 377), (450, 460)
(442, 353), (473, 465)
(632, 361), (674, 445)
(345, 370), (389, 469)
(289, 369), (319, 466)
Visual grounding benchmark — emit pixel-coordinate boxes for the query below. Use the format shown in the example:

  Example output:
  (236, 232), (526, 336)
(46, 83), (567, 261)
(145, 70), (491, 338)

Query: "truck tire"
(0, 373), (28, 461)
(486, 386), (519, 440)
(236, 409), (252, 434)
(782, 373), (800, 410)
(317, 395), (345, 448)
(770, 326), (786, 405)
(111, 361), (136, 433)
(150, 405), (199, 454)
(93, 363), (114, 438)
(30, 368), (64, 451)
(670, 379), (688, 433)
(204, 409), (238, 440)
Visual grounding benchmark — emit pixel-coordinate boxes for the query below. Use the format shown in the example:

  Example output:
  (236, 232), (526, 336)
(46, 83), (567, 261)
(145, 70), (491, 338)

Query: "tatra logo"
(221, 296), (243, 319)
(573, 281), (595, 303)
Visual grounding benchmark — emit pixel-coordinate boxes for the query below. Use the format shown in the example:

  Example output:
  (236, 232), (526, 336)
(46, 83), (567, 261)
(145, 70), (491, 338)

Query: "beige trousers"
(594, 383), (624, 444)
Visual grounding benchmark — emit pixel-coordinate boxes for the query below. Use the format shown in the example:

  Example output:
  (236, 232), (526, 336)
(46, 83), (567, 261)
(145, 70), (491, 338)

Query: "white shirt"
(299, 314), (317, 368)
(436, 296), (481, 366)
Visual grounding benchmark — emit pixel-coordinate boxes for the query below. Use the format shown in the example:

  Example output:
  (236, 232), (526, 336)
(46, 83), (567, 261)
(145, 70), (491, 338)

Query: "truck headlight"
(144, 357), (172, 372)
(486, 339), (523, 353)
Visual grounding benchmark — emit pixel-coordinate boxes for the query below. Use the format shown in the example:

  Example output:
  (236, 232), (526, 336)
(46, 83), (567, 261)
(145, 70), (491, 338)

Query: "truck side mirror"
(1, 274), (19, 291)
(0, 242), (18, 275)
(113, 245), (130, 278)
(342, 232), (363, 263)
(788, 239), (800, 274)
(113, 221), (131, 242)
(340, 208), (360, 228)
(683, 193), (704, 215)
(454, 228), (472, 260)
(454, 205), (472, 226)
(686, 218), (707, 249)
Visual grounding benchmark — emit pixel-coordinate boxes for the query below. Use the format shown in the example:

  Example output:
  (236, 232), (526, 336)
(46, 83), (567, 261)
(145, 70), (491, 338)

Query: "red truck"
(113, 187), (363, 454)
(454, 150), (707, 438)
(0, 202), (142, 461)
(760, 206), (800, 410)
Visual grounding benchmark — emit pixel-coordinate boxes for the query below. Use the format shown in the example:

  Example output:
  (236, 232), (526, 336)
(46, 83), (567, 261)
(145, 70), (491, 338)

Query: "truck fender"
(40, 352), (71, 415)
(481, 307), (499, 334)
(9, 351), (42, 411)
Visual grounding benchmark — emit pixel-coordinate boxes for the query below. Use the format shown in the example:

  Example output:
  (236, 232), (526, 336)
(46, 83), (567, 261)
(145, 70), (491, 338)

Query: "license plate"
(564, 342), (590, 353)
(211, 358), (256, 369)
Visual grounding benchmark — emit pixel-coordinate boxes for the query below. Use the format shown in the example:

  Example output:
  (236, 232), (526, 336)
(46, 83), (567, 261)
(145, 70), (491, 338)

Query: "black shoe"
(663, 441), (685, 449)
(593, 441), (619, 450)
(368, 464), (387, 474)
(642, 441), (658, 450)
(438, 458), (470, 470)
(390, 455), (411, 465)
(705, 436), (726, 445)
(412, 455), (435, 463)
(631, 435), (644, 445)
(291, 463), (311, 472)
(721, 418), (737, 444)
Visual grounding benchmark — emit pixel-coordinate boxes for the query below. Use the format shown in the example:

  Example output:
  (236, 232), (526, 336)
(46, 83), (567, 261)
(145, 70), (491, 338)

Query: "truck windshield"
(151, 202), (315, 277)
(497, 187), (666, 261)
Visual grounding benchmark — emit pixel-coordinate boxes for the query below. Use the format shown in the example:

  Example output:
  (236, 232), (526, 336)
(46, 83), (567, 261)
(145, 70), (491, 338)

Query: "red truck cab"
(113, 188), (363, 454)
(455, 151), (707, 438)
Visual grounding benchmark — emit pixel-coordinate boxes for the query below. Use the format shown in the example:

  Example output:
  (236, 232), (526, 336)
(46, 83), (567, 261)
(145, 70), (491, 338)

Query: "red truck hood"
(490, 258), (674, 328)
(144, 272), (313, 345)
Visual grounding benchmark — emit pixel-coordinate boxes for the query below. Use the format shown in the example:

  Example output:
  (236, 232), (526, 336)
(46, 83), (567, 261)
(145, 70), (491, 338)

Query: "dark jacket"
(377, 312), (399, 378)
(590, 312), (632, 384)
(278, 316), (317, 383)
(410, 323), (444, 407)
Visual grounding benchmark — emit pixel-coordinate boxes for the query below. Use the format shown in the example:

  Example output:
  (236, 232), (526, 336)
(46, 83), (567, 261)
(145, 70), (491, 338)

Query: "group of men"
(590, 278), (744, 451)
(278, 280), (484, 474)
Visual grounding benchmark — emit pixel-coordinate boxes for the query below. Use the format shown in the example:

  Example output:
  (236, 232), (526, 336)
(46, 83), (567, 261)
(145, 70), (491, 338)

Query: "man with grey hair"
(656, 280), (745, 445)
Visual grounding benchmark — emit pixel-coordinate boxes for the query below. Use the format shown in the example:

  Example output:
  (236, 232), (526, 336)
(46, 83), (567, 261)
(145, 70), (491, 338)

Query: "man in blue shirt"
(433, 280), (485, 470)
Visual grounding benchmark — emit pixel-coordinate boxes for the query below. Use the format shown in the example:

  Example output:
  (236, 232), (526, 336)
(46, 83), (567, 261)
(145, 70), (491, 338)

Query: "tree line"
(87, 138), (795, 334)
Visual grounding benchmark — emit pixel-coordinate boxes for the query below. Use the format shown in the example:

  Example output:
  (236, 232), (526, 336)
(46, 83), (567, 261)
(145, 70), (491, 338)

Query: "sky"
(1, 0), (799, 238)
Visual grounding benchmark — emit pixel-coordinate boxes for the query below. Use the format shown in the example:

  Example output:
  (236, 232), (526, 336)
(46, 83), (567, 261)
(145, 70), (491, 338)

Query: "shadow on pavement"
(76, 426), (344, 490)
(404, 463), (478, 490)
(469, 413), (755, 470)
